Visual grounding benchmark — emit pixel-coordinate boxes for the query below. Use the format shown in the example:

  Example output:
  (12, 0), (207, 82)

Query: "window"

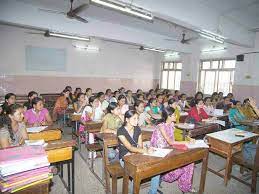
(161, 62), (182, 90)
(199, 59), (235, 95)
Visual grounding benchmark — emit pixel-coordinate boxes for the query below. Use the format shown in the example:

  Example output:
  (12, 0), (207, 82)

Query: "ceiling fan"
(165, 33), (198, 44)
(39, 0), (89, 23)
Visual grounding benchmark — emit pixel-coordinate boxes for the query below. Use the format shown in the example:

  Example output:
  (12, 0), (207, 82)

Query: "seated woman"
(229, 101), (250, 130)
(241, 98), (259, 120)
(178, 93), (190, 111)
(188, 99), (209, 123)
(117, 95), (129, 115)
(117, 110), (155, 193)
(73, 93), (87, 113)
(150, 107), (196, 193)
(1, 93), (16, 114)
(53, 89), (70, 121)
(134, 100), (151, 127)
(109, 90), (119, 103)
(24, 97), (53, 127)
(101, 102), (123, 134)
(80, 96), (104, 152)
(85, 88), (93, 104)
(126, 90), (135, 106)
(145, 98), (161, 120)
(23, 91), (38, 111)
(0, 104), (28, 148)
(203, 97), (215, 115)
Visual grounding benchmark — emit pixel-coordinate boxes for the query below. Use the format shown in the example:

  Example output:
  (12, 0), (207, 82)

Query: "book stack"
(0, 145), (52, 193)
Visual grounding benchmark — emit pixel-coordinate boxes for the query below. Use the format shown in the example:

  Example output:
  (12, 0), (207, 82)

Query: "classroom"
(0, 0), (259, 194)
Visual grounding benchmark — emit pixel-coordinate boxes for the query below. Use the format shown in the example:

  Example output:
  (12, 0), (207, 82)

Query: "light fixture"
(198, 30), (225, 44)
(73, 44), (99, 52)
(202, 47), (226, 53)
(91, 0), (153, 20)
(143, 47), (165, 53)
(45, 31), (90, 41)
(164, 52), (179, 57)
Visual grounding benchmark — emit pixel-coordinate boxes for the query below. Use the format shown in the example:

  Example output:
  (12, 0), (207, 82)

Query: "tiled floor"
(49, 127), (258, 194)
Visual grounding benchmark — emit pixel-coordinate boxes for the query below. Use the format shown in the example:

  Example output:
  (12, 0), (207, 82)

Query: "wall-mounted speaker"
(236, 54), (244, 61)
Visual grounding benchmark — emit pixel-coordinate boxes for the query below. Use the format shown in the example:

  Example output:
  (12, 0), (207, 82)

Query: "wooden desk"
(28, 126), (62, 142)
(122, 148), (209, 194)
(176, 123), (219, 140)
(206, 128), (259, 186)
(45, 140), (76, 194)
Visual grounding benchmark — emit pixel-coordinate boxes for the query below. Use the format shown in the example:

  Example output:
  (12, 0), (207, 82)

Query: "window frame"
(198, 58), (235, 95)
(160, 61), (182, 90)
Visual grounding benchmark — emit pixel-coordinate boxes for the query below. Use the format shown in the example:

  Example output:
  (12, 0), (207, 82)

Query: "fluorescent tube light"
(165, 52), (179, 57)
(201, 29), (225, 39)
(91, 0), (153, 20)
(45, 31), (90, 41)
(202, 47), (226, 53)
(199, 33), (224, 44)
(144, 47), (165, 53)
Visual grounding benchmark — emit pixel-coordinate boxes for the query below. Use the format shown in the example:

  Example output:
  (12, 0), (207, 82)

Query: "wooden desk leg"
(199, 150), (208, 194)
(224, 145), (232, 186)
(68, 161), (71, 192)
(133, 176), (141, 194)
(122, 172), (129, 194)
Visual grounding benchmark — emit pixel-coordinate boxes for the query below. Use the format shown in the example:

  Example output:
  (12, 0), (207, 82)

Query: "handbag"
(242, 139), (259, 165)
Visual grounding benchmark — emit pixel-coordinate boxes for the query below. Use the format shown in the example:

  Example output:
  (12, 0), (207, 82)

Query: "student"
(119, 87), (126, 95)
(218, 92), (224, 102)
(73, 87), (82, 100)
(136, 89), (143, 95)
(173, 90), (180, 101)
(150, 107), (196, 193)
(227, 93), (236, 104)
(53, 89), (70, 121)
(24, 97), (53, 127)
(203, 97), (215, 115)
(97, 92), (109, 111)
(1, 93), (16, 114)
(211, 92), (219, 101)
(156, 94), (165, 111)
(178, 93), (190, 111)
(145, 98), (161, 120)
(216, 96), (232, 113)
(110, 90), (119, 103)
(134, 100), (151, 127)
(82, 96), (104, 122)
(241, 98), (258, 120)
(73, 93), (87, 113)
(0, 104), (28, 148)
(117, 95), (129, 115)
(23, 91), (38, 111)
(117, 110), (154, 193)
(65, 86), (73, 104)
(85, 88), (93, 104)
(228, 101), (249, 130)
(188, 99), (209, 122)
(194, 91), (203, 100)
(137, 94), (145, 101)
(105, 89), (112, 101)
(101, 102), (123, 134)
(126, 90), (135, 106)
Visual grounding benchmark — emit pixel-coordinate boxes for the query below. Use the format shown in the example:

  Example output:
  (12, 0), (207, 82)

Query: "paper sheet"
(206, 119), (225, 127)
(143, 148), (172, 157)
(26, 126), (48, 133)
(25, 140), (45, 146)
(187, 140), (209, 149)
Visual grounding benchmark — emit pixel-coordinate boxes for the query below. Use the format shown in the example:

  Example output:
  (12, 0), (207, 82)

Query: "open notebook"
(143, 148), (172, 157)
(26, 126), (48, 133)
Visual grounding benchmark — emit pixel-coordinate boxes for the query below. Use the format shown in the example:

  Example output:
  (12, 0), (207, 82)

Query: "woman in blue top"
(228, 101), (249, 130)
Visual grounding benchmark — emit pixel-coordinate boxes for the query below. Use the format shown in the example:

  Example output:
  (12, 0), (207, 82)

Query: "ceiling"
(0, 0), (258, 53)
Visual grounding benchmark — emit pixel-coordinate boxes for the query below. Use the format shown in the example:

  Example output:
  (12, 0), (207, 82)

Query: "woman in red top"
(188, 99), (209, 122)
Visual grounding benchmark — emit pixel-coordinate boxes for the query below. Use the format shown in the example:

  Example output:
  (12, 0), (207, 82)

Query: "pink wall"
(3, 75), (159, 94)
(180, 81), (197, 96)
(232, 85), (259, 102)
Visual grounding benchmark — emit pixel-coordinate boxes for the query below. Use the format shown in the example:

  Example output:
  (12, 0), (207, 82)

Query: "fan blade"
(38, 8), (66, 15)
(184, 37), (199, 42)
(26, 31), (45, 35)
(73, 14), (88, 23)
(71, 4), (88, 14)
(164, 38), (179, 42)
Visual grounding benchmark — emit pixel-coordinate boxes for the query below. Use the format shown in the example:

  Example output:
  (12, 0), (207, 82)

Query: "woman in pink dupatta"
(150, 107), (195, 193)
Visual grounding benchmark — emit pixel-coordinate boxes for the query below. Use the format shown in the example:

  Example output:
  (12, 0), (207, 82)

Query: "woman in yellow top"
(168, 98), (182, 141)
(101, 102), (123, 134)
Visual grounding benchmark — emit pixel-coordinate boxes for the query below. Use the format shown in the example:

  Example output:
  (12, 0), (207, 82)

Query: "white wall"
(0, 24), (162, 94)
